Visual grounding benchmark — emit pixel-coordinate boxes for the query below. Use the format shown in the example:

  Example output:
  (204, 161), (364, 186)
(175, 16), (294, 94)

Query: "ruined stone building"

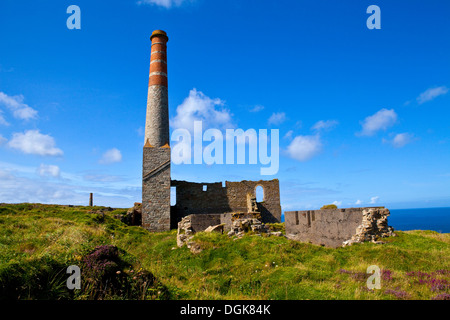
(141, 30), (394, 247)
(284, 207), (395, 248)
(142, 30), (282, 233)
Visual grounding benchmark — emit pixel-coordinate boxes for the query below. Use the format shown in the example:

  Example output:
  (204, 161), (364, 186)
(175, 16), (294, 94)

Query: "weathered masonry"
(171, 179), (282, 227)
(285, 207), (395, 248)
(142, 30), (282, 232)
(141, 30), (393, 246)
(142, 30), (171, 232)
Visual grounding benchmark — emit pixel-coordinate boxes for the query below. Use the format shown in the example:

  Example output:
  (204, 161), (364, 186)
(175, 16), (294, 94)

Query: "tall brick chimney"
(145, 30), (169, 147)
(142, 30), (171, 232)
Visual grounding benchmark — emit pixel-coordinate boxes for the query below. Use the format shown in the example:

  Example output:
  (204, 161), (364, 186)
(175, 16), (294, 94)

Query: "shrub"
(81, 245), (121, 281)
(0, 258), (71, 300)
(265, 223), (285, 233)
(382, 269), (393, 281)
(384, 289), (410, 300)
(320, 204), (337, 210)
(431, 293), (450, 300)
(78, 245), (169, 300)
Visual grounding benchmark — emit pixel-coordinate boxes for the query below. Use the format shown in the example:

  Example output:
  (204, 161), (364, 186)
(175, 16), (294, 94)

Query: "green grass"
(0, 203), (449, 300)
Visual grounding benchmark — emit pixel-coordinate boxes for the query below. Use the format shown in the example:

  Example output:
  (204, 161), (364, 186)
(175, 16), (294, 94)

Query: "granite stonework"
(285, 207), (395, 248)
(142, 146), (171, 232)
(171, 179), (282, 225)
(144, 85), (169, 148)
(139, 30), (394, 248)
(176, 211), (279, 248)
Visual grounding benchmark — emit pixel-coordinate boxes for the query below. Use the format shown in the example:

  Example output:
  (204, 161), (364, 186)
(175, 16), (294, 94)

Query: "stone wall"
(285, 207), (392, 248)
(225, 180), (282, 223)
(142, 146), (171, 232)
(189, 214), (222, 233)
(177, 212), (282, 250)
(171, 180), (231, 216)
(171, 179), (282, 225)
(343, 207), (395, 246)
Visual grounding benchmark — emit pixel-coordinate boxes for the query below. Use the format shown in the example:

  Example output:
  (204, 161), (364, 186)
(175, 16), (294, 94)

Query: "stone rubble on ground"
(176, 215), (195, 248)
(227, 217), (272, 238)
(204, 224), (225, 234)
(342, 207), (396, 247)
(176, 213), (285, 253)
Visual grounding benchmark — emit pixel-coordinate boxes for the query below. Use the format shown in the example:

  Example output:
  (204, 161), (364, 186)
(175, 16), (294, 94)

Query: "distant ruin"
(140, 30), (395, 248)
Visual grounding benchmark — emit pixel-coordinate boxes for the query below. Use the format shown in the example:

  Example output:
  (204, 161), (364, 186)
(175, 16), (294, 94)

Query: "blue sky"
(0, 0), (449, 211)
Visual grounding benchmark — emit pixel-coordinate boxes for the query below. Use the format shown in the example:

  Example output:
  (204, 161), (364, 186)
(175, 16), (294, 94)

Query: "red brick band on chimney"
(149, 31), (168, 87)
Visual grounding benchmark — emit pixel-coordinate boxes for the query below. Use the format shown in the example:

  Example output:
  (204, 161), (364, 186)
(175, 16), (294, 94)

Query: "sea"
(389, 207), (450, 233)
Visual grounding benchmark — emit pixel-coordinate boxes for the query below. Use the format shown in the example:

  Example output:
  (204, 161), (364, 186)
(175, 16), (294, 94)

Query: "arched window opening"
(170, 186), (176, 206)
(255, 185), (264, 202)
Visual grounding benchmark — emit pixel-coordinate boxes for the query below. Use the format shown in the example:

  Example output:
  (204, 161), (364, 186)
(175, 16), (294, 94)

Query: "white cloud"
(286, 135), (322, 161)
(417, 86), (448, 104)
(38, 164), (61, 178)
(169, 88), (232, 165)
(268, 112), (286, 126)
(0, 110), (9, 126)
(355, 199), (362, 205)
(84, 174), (124, 182)
(284, 130), (294, 139)
(249, 105), (264, 113)
(0, 168), (74, 204)
(370, 196), (379, 204)
(170, 88), (233, 133)
(332, 200), (342, 207)
(312, 120), (339, 131)
(0, 167), (138, 208)
(0, 92), (38, 121)
(137, 0), (188, 9)
(0, 169), (14, 180)
(0, 134), (6, 145)
(383, 132), (414, 148)
(99, 148), (122, 164)
(8, 130), (63, 156)
(358, 108), (397, 136)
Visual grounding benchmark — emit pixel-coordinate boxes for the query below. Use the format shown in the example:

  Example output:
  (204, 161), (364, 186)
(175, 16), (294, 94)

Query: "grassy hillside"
(0, 203), (449, 300)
